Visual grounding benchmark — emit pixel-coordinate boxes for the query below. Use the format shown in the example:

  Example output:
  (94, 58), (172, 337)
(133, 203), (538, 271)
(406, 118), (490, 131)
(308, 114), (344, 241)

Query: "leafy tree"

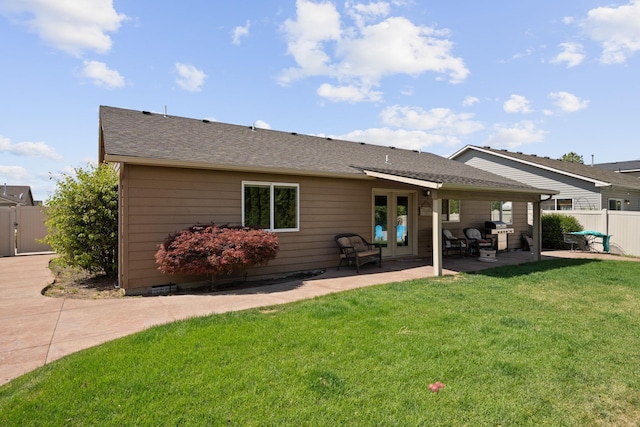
(44, 163), (118, 277)
(559, 152), (584, 164)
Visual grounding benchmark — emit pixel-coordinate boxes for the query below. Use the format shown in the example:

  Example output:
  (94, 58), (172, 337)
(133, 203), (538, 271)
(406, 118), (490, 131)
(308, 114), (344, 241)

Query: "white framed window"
(608, 198), (623, 211)
(491, 201), (512, 224)
(242, 181), (299, 232)
(442, 199), (460, 222)
(557, 199), (573, 210)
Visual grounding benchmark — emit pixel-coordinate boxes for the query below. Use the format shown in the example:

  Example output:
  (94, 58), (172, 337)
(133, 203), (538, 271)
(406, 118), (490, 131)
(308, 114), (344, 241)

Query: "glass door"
(374, 192), (414, 257)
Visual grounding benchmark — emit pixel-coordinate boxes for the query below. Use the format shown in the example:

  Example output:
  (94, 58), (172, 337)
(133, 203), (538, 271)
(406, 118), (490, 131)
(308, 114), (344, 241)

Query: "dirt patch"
(42, 261), (123, 299)
(42, 259), (325, 299)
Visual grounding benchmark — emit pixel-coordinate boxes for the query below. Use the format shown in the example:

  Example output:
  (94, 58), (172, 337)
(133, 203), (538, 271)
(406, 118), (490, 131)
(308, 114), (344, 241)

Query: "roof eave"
(363, 169), (558, 195)
(441, 183), (559, 195)
(102, 154), (372, 180)
(459, 146), (612, 187)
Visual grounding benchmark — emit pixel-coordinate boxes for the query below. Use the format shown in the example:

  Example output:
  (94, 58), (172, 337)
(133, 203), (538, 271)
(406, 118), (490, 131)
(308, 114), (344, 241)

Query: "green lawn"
(2, 258), (640, 426)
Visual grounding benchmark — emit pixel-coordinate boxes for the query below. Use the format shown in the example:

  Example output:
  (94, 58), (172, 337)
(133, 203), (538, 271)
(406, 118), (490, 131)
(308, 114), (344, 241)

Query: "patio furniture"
(563, 232), (588, 251)
(335, 233), (382, 273)
(521, 231), (534, 252)
(464, 227), (494, 255)
(443, 229), (467, 257)
(566, 230), (611, 253)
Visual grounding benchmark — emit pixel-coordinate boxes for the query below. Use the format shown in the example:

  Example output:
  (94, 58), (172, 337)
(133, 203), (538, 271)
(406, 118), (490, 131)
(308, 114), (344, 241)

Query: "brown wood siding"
(120, 164), (402, 292)
(118, 164), (536, 292)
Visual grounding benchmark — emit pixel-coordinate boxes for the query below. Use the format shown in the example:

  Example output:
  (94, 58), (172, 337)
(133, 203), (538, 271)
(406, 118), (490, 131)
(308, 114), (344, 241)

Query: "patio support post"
(533, 201), (541, 261)
(432, 198), (443, 276)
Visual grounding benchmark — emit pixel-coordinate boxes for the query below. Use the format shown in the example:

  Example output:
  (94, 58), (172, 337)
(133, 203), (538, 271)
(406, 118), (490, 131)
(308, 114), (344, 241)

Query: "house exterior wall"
(118, 164), (426, 294)
(455, 151), (600, 210)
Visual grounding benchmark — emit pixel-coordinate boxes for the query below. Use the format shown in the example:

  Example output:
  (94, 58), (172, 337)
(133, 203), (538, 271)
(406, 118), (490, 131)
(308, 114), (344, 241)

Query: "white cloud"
(175, 63), (207, 92)
(232, 20), (250, 45)
(580, 0), (640, 64)
(0, 0), (127, 56)
(329, 105), (483, 150)
(0, 135), (62, 160)
(254, 120), (271, 129)
(484, 121), (546, 148)
(79, 60), (125, 88)
(503, 94), (533, 114)
(346, 1), (390, 27)
(551, 42), (585, 67)
(462, 96), (479, 107)
(280, 0), (469, 102)
(380, 105), (483, 137)
(0, 165), (29, 180)
(317, 83), (383, 102)
(549, 91), (589, 112)
(335, 127), (449, 151)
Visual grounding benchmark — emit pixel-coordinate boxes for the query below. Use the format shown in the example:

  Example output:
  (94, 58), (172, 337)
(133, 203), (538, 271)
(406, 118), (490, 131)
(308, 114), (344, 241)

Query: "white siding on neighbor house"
(456, 151), (601, 209)
(600, 187), (639, 211)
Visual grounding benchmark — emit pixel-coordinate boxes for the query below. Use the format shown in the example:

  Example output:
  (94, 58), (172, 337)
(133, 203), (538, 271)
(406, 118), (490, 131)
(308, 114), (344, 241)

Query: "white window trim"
(442, 199), (460, 222)
(242, 181), (300, 232)
(608, 198), (624, 211)
(491, 200), (513, 225)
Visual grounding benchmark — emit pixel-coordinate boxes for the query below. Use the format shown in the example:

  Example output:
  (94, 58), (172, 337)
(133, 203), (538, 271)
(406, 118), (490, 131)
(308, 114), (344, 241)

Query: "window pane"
(609, 199), (622, 211)
(374, 195), (388, 247)
(274, 186), (297, 229)
(557, 199), (573, 210)
(491, 201), (501, 221)
(502, 201), (512, 224)
(244, 185), (270, 228)
(449, 199), (460, 222)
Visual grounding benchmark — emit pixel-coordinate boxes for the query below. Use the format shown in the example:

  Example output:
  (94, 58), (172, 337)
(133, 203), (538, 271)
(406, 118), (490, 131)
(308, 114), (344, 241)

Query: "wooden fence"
(0, 206), (52, 257)
(544, 209), (640, 256)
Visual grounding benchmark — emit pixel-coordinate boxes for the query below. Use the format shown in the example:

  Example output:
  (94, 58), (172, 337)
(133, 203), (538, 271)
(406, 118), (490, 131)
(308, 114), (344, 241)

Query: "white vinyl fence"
(544, 209), (640, 256)
(0, 206), (52, 257)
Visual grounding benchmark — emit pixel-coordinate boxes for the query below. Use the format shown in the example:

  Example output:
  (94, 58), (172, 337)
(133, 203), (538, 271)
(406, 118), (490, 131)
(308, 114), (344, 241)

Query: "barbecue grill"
(485, 220), (514, 251)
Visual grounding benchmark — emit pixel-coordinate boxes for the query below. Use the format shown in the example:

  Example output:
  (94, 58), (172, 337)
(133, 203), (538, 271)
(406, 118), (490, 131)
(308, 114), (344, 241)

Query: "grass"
(2, 258), (640, 425)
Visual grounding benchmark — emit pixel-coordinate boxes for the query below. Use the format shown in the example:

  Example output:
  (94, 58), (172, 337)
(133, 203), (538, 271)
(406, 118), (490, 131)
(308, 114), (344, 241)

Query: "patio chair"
(335, 233), (382, 273)
(443, 229), (467, 257)
(464, 227), (494, 255)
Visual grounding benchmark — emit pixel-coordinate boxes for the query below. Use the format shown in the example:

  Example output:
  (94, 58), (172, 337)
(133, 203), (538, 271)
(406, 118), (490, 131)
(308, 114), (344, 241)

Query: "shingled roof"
(99, 106), (552, 194)
(595, 160), (640, 174)
(451, 145), (640, 191)
(0, 185), (34, 206)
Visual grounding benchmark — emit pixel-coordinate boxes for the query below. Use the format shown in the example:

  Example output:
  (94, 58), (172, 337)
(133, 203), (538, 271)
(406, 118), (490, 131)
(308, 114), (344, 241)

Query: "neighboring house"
(99, 106), (556, 295)
(0, 185), (35, 207)
(450, 146), (640, 212)
(595, 160), (640, 178)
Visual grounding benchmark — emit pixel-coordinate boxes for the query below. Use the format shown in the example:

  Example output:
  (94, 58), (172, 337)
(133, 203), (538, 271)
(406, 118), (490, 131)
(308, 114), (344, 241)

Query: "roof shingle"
(99, 106), (551, 193)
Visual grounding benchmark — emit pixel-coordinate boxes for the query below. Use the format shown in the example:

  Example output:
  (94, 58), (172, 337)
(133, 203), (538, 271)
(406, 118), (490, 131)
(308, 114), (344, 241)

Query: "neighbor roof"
(450, 145), (640, 190)
(0, 185), (33, 206)
(595, 160), (640, 174)
(99, 106), (554, 194)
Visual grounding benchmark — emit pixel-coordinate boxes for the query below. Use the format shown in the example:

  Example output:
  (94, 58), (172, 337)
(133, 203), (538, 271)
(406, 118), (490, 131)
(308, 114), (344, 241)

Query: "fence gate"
(0, 206), (52, 256)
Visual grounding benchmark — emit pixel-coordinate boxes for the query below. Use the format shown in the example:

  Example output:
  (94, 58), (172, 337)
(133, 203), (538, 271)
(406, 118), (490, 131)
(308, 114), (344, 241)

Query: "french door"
(373, 191), (415, 257)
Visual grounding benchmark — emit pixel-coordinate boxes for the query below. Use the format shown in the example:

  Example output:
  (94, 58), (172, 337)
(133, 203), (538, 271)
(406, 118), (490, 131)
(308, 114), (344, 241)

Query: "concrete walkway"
(0, 250), (632, 385)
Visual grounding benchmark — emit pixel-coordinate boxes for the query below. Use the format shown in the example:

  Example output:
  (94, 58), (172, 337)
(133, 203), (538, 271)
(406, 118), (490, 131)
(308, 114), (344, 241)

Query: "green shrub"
(541, 213), (583, 249)
(43, 163), (118, 277)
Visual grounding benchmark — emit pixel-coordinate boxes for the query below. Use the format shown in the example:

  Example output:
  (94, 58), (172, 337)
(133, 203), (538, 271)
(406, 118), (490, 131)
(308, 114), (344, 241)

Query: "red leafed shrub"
(155, 223), (279, 277)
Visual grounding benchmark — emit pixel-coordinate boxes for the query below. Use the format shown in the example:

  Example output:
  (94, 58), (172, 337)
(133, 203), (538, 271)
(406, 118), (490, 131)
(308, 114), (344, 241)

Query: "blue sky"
(1, 0), (639, 201)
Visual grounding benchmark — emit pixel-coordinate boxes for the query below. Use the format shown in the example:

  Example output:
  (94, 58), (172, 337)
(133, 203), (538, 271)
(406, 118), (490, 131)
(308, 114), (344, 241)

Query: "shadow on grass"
(471, 257), (602, 279)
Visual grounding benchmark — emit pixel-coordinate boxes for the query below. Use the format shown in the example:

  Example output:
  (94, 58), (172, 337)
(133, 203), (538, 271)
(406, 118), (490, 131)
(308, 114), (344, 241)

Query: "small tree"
(559, 152), (584, 164)
(155, 223), (279, 284)
(44, 163), (118, 277)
